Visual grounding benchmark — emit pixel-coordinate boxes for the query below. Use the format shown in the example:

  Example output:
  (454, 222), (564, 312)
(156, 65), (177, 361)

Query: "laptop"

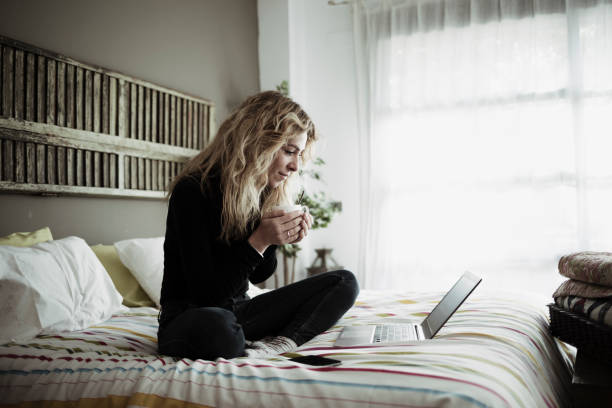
(334, 271), (482, 347)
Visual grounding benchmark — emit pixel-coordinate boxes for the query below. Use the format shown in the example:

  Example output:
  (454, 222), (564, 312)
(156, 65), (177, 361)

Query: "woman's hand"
(295, 210), (313, 243)
(248, 209), (308, 254)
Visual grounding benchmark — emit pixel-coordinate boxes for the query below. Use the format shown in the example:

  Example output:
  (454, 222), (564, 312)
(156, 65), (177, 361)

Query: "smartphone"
(288, 355), (342, 367)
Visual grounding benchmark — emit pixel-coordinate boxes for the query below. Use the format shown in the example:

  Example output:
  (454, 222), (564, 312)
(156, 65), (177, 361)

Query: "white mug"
(271, 204), (308, 214)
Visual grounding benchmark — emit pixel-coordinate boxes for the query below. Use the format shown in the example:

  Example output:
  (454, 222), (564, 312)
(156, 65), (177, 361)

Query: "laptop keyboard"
(373, 324), (415, 342)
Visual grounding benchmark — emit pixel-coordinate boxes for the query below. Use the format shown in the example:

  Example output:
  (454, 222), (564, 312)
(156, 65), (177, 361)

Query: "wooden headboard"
(0, 35), (214, 199)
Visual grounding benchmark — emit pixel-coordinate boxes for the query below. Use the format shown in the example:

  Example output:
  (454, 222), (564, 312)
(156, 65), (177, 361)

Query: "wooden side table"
(306, 248), (342, 277)
(572, 349), (612, 407)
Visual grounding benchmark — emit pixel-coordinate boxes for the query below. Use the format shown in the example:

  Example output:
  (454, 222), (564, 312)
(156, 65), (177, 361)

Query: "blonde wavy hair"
(169, 91), (318, 243)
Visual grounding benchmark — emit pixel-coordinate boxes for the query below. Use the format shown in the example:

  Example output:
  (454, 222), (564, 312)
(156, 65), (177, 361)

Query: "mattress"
(0, 290), (573, 407)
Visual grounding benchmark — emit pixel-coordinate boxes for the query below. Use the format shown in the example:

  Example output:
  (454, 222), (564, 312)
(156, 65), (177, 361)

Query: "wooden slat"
(46, 145), (55, 184)
(0, 120), (198, 163)
(151, 89), (157, 142)
(182, 99), (188, 148)
(93, 72), (101, 133)
(93, 151), (101, 187)
(66, 147), (75, 185)
(208, 106), (214, 145)
(138, 156), (144, 189)
(144, 158), (151, 190)
(163, 160), (170, 190)
(123, 155), (132, 189)
(36, 144), (45, 183)
(36, 56), (46, 122)
(84, 150), (92, 186)
(102, 75), (109, 134)
(103, 152), (109, 187)
(14, 141), (24, 182)
(46, 59), (56, 125)
(109, 77), (117, 136)
(76, 149), (84, 186)
(206, 105), (212, 145)
(175, 97), (182, 147)
(65, 64), (75, 128)
(75, 67), (84, 129)
(138, 85), (144, 140)
(85, 70), (92, 131)
(56, 61), (65, 127)
(163, 93), (169, 144)
(151, 159), (158, 191)
(171, 162), (177, 187)
(157, 160), (164, 191)
(184, 98), (190, 147)
(176, 97), (181, 147)
(170, 95), (176, 146)
(57, 146), (66, 185)
(130, 83), (137, 139)
(74, 149), (85, 186)
(195, 103), (201, 149)
(191, 101), (197, 150)
(144, 88), (151, 141)
(2, 46), (14, 117)
(25, 53), (35, 121)
(25, 142), (35, 183)
(14, 50), (24, 120)
(118, 79), (128, 138)
(186, 100), (193, 149)
(110, 153), (117, 188)
(3, 139), (14, 181)
(116, 153), (123, 189)
(158, 90), (164, 143)
(203, 103), (209, 147)
(130, 155), (137, 189)
(0, 182), (166, 198)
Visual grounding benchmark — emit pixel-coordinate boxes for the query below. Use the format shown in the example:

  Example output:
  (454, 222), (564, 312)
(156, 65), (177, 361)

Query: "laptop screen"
(422, 271), (481, 338)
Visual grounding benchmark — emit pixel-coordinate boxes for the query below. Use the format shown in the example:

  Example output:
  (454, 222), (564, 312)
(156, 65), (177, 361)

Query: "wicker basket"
(548, 303), (612, 365)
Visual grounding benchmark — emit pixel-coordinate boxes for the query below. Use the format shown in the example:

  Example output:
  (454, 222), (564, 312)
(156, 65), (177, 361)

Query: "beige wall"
(0, 0), (259, 244)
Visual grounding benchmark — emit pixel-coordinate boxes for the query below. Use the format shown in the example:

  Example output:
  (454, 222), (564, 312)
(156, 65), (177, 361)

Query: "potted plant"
(274, 81), (342, 286)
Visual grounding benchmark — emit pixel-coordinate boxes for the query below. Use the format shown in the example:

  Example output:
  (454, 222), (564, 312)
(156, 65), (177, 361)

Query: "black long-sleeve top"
(160, 173), (277, 311)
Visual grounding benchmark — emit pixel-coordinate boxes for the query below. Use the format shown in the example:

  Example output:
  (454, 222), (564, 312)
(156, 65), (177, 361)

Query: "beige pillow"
(0, 227), (53, 247)
(90, 244), (156, 308)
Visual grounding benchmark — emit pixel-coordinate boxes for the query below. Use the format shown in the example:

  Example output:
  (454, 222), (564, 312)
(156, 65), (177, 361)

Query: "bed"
(0, 36), (574, 407)
(0, 278), (573, 407)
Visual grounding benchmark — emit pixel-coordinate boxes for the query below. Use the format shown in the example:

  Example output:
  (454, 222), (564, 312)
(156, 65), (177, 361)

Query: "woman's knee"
(331, 269), (360, 305)
(159, 307), (245, 360)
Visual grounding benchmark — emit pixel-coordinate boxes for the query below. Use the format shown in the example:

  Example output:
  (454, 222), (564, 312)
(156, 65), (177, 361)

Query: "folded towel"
(558, 251), (612, 287)
(553, 278), (612, 299)
(555, 295), (612, 328)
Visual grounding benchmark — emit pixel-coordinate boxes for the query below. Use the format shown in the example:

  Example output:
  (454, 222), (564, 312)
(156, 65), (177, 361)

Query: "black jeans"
(157, 270), (359, 360)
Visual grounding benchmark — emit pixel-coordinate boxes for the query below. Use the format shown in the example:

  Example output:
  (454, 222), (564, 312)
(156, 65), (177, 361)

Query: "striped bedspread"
(0, 290), (573, 408)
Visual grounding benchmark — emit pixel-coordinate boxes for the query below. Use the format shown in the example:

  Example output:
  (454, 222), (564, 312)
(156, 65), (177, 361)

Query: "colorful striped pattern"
(0, 292), (573, 407)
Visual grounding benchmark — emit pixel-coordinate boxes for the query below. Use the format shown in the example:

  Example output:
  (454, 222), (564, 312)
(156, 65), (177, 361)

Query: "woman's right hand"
(248, 209), (305, 254)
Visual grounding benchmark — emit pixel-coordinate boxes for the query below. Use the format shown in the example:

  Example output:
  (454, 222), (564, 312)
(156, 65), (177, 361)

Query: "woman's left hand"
(292, 211), (313, 244)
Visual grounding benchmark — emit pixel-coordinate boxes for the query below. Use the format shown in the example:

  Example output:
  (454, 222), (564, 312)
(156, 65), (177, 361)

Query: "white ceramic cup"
(271, 204), (308, 214)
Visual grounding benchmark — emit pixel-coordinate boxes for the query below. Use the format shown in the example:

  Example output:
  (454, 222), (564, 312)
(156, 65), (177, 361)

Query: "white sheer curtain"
(353, 0), (612, 296)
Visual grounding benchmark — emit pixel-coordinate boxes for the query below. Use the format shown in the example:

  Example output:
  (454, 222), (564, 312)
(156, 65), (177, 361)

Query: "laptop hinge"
(416, 324), (425, 340)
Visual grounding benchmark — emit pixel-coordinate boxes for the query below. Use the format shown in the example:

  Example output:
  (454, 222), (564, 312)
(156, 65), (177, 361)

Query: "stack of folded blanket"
(553, 251), (612, 328)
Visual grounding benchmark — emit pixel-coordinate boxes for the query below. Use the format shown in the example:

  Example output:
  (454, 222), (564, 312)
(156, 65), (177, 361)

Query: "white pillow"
(0, 237), (123, 344)
(114, 237), (267, 308)
(115, 237), (165, 307)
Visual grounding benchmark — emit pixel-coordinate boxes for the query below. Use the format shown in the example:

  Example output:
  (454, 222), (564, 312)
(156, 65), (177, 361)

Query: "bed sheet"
(0, 290), (573, 408)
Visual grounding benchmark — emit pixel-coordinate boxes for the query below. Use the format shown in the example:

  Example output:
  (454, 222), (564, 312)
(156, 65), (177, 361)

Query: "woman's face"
(267, 132), (308, 188)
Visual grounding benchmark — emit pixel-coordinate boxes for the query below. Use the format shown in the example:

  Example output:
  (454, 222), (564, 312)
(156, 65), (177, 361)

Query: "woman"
(158, 91), (359, 360)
